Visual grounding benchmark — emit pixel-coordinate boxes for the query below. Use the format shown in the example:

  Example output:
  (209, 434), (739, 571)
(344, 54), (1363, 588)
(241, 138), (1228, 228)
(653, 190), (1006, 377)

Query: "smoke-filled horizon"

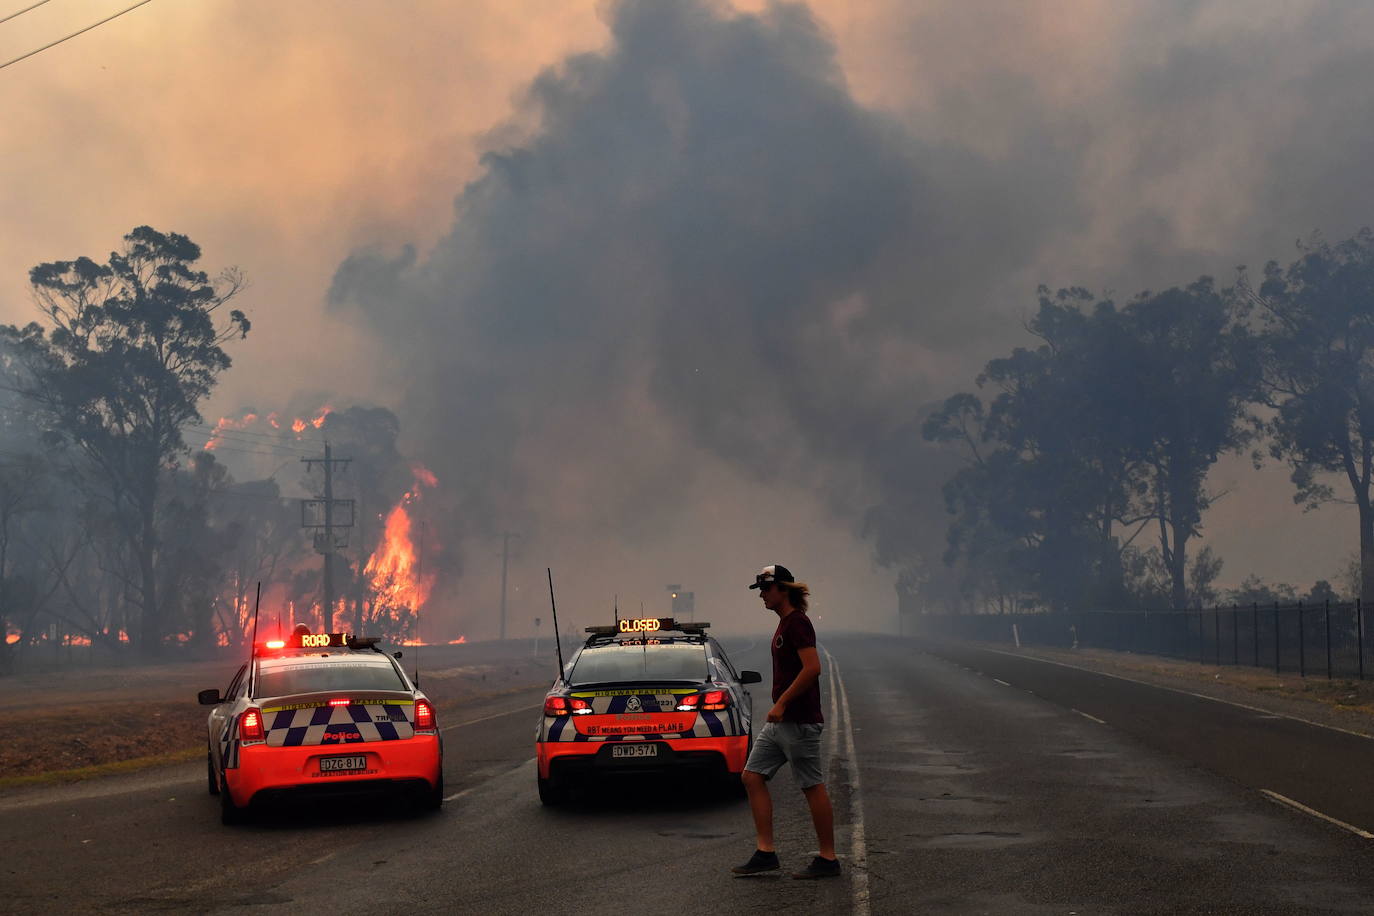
(6, 0), (1374, 638)
(324, 0), (1374, 633)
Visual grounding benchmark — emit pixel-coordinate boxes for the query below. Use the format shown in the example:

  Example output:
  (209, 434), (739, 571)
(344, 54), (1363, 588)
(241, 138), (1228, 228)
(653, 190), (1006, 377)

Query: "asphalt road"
(5, 635), (1374, 914)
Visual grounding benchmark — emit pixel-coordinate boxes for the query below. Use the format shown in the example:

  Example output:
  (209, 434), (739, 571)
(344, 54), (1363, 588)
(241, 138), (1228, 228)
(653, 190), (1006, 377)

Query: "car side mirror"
(393, 651), (403, 659)
(740, 670), (762, 685)
(198, 688), (223, 706)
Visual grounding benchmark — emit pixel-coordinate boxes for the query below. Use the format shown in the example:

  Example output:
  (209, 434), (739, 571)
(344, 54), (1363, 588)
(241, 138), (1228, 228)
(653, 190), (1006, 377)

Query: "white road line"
(993, 678), (1011, 687)
(439, 702), (543, 734)
(1260, 789), (1374, 839)
(825, 649), (869, 916)
(443, 758), (535, 802)
(1072, 709), (1106, 725)
(968, 645), (1374, 741)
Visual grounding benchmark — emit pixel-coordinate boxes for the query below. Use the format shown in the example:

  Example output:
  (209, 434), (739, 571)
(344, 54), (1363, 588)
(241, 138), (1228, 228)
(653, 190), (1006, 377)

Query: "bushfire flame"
(363, 466), (439, 616)
(204, 406), (334, 450)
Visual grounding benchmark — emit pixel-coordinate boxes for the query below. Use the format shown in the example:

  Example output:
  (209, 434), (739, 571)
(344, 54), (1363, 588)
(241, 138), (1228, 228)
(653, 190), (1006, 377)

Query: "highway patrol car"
(535, 618), (761, 805)
(199, 628), (442, 824)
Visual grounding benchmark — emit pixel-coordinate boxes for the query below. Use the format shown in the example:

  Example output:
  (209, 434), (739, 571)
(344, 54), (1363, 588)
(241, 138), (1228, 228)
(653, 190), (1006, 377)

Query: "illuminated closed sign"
(618, 618), (664, 633)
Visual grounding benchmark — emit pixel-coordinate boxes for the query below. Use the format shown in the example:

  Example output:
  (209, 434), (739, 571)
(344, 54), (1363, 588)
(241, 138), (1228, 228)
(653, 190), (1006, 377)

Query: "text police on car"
(199, 626), (443, 823)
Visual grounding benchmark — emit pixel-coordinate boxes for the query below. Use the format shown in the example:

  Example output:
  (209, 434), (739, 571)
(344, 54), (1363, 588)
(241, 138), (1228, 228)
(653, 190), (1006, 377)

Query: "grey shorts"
(744, 721), (825, 788)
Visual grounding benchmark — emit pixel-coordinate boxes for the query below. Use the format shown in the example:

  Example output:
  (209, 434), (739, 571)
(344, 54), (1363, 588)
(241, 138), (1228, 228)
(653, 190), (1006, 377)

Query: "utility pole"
(302, 442), (353, 632)
(499, 532), (519, 640)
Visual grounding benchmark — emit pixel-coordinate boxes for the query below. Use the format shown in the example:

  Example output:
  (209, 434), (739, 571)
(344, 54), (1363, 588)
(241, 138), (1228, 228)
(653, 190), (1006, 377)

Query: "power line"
(195, 441), (321, 460)
(0, 0), (154, 72)
(0, 0), (53, 26)
(183, 421), (325, 447)
(187, 431), (321, 456)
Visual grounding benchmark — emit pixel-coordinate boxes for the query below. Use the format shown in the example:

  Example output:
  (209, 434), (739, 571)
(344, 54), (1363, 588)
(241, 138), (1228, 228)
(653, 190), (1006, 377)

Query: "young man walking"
(732, 564), (840, 879)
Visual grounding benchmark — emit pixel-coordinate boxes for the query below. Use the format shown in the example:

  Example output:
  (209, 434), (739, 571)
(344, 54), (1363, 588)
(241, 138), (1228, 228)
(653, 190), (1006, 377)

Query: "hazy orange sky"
(4, 0), (1372, 634)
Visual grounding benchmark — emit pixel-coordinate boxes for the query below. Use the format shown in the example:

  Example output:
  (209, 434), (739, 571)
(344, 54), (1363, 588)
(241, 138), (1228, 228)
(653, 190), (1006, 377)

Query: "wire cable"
(0, 0), (154, 72)
(0, 0), (53, 26)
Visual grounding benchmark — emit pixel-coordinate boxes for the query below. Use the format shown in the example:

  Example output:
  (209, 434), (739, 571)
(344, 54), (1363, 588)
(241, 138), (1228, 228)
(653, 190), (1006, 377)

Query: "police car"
(199, 628), (443, 824)
(535, 617), (761, 805)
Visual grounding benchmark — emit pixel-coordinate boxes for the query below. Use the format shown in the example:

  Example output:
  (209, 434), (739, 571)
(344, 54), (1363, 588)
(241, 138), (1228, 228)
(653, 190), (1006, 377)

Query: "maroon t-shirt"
(771, 610), (823, 724)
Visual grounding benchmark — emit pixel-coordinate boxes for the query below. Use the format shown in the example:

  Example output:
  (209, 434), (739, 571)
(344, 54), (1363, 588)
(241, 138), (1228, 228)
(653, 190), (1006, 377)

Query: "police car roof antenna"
(546, 568), (566, 683)
(414, 521), (424, 687)
(248, 581), (261, 692)
(250, 581), (261, 651)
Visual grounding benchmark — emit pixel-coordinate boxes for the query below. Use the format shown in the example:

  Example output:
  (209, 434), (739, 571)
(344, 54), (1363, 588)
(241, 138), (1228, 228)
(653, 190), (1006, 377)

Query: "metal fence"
(911, 601), (1370, 680)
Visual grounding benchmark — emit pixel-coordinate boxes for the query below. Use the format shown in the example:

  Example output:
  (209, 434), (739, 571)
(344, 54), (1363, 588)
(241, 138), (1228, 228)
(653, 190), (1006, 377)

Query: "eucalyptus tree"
(1253, 228), (1374, 603)
(924, 291), (1151, 612)
(1120, 278), (1259, 609)
(0, 227), (250, 654)
(925, 279), (1255, 612)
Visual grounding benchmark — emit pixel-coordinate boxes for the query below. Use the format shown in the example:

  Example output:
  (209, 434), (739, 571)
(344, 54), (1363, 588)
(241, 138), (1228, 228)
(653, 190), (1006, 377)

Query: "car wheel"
(537, 773), (569, 806)
(424, 767), (444, 811)
(206, 750), (219, 796)
(220, 772), (248, 825)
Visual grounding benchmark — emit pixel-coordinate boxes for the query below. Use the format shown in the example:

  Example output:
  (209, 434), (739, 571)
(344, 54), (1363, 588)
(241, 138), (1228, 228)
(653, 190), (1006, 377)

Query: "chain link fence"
(911, 601), (1370, 679)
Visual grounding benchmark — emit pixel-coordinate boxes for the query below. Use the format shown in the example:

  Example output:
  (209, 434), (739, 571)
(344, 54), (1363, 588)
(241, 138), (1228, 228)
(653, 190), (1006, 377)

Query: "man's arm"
(768, 646), (822, 722)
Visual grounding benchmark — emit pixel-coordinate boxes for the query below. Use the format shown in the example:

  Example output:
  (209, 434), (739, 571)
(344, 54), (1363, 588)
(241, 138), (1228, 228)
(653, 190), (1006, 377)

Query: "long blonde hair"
(784, 581), (810, 613)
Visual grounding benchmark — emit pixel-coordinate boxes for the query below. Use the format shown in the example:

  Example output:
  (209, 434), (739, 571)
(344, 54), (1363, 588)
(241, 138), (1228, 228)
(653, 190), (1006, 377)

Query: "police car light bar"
(583, 618), (712, 635)
(254, 631), (384, 654)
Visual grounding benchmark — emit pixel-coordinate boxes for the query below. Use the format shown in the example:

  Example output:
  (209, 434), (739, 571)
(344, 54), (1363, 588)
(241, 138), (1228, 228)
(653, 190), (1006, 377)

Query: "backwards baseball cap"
(748, 564), (795, 589)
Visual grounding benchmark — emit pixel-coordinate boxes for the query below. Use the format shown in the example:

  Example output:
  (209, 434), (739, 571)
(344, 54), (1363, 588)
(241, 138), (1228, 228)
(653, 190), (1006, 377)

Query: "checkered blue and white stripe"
(540, 692), (744, 743)
(262, 702), (415, 746)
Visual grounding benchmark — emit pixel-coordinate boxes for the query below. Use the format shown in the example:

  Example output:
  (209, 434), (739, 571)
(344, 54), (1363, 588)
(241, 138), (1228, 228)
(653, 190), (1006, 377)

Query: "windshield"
(569, 642), (708, 685)
(255, 660), (407, 697)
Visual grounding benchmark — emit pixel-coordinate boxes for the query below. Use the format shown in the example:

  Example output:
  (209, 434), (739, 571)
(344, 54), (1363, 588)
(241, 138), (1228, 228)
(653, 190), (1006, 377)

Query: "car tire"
(206, 750), (219, 796)
(537, 773), (569, 806)
(220, 772), (248, 825)
(424, 767), (444, 811)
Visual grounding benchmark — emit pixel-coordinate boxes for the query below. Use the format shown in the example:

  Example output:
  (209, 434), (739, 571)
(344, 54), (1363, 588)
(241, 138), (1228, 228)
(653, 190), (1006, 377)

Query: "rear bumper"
(537, 735), (748, 780)
(226, 735), (441, 807)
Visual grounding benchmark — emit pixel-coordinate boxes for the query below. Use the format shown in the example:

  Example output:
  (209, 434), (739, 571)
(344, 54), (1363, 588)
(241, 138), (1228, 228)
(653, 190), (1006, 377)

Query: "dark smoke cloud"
(328, 0), (1065, 608)
(327, 0), (1374, 624)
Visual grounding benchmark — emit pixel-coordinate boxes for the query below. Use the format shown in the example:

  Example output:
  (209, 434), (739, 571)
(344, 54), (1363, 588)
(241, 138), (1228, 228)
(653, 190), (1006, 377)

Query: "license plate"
(319, 755), (367, 772)
(611, 743), (658, 759)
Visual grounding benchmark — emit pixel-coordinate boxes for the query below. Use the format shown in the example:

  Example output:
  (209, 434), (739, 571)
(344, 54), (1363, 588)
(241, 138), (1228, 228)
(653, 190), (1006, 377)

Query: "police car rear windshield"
(255, 660), (407, 697)
(569, 642), (707, 685)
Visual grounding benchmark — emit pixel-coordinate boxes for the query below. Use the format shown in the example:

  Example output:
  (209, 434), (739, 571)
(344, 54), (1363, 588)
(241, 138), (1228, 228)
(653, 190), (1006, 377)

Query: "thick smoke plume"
(328, 0), (1374, 632)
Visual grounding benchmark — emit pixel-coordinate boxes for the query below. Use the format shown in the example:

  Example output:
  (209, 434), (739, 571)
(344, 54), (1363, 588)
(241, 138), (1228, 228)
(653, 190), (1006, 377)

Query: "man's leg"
(742, 769), (775, 851)
(800, 782), (835, 859)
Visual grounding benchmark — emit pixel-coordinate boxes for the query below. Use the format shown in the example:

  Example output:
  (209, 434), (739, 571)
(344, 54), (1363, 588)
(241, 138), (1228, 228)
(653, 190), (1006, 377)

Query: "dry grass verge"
(0, 641), (556, 787)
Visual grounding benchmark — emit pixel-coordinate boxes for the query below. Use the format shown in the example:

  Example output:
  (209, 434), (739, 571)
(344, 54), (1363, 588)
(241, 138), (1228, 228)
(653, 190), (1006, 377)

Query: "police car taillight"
(239, 708), (265, 741)
(543, 696), (569, 717)
(569, 698), (593, 715)
(677, 690), (730, 712)
(414, 699), (437, 731)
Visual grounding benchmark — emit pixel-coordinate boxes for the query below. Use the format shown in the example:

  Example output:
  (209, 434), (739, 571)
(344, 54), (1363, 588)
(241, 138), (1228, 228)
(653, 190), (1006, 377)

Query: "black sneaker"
(731, 849), (780, 875)
(791, 855), (841, 879)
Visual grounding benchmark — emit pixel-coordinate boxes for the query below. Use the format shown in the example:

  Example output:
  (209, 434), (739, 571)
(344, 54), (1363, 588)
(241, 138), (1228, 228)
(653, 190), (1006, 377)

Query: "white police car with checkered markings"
(199, 629), (442, 824)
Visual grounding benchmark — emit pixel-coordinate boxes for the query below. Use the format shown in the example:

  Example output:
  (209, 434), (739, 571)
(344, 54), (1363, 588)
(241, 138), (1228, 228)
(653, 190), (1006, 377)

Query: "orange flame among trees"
(203, 406), (334, 450)
(363, 466), (438, 620)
